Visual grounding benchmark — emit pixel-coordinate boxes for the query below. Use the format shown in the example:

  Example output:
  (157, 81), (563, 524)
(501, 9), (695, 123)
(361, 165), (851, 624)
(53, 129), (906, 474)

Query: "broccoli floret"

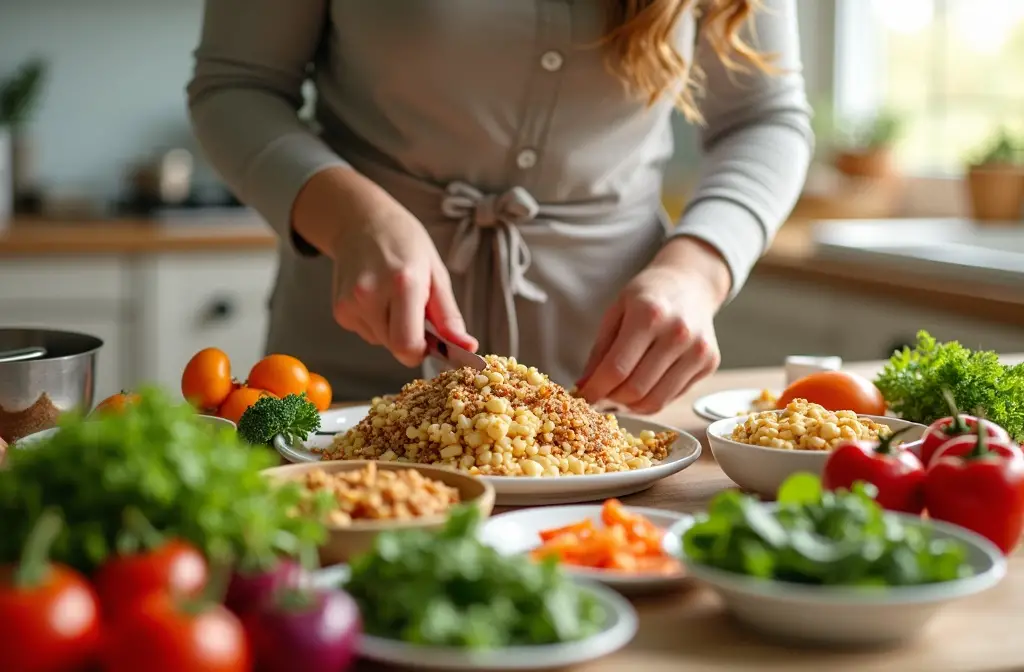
(236, 393), (321, 446)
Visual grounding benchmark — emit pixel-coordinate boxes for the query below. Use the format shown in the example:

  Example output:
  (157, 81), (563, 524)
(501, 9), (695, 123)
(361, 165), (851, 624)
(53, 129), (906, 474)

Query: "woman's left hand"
(576, 238), (731, 415)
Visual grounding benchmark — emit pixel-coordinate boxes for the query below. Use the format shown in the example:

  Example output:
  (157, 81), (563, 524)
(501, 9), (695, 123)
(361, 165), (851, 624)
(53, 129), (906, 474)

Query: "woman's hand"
(293, 167), (477, 367)
(576, 238), (731, 415)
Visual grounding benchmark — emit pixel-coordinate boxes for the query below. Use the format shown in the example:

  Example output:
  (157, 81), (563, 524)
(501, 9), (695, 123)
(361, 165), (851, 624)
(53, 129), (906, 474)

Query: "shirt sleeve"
(186, 0), (348, 248)
(669, 0), (814, 300)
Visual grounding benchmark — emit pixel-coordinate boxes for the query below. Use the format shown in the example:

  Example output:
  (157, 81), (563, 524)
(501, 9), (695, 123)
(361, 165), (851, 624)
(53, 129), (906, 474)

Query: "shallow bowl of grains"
(706, 399), (925, 498)
(262, 460), (495, 564)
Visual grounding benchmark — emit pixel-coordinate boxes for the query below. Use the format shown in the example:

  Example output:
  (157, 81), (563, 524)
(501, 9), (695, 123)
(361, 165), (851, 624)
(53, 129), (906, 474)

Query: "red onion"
(225, 559), (304, 616)
(244, 586), (361, 671)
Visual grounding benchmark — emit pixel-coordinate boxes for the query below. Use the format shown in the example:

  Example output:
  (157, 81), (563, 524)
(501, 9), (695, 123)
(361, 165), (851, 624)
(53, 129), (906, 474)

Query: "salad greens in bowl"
(663, 473), (1006, 647)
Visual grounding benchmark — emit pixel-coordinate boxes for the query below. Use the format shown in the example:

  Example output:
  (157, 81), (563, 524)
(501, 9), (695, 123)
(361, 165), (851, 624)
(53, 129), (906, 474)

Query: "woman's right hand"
(292, 167), (478, 367)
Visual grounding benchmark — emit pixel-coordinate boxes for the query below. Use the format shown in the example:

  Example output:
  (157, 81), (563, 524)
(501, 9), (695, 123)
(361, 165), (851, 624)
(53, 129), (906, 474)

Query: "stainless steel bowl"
(0, 329), (103, 443)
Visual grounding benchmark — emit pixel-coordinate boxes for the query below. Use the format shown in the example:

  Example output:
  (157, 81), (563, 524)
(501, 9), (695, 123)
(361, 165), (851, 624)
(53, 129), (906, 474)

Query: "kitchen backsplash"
(0, 0), (829, 203)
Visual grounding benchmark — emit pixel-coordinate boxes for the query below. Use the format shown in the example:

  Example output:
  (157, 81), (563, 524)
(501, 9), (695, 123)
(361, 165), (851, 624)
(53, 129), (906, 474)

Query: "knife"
(425, 321), (487, 371)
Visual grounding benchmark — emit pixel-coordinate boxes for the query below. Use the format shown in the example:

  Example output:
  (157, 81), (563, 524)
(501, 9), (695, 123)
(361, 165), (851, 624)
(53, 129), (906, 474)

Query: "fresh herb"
(0, 58), (48, 127)
(236, 393), (321, 447)
(682, 473), (974, 586)
(0, 387), (327, 574)
(875, 331), (1024, 442)
(344, 505), (606, 649)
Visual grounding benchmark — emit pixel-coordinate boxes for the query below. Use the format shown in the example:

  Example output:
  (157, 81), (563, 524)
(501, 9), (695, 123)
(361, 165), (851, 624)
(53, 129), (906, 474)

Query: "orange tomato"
(217, 386), (273, 425)
(181, 348), (234, 412)
(305, 373), (333, 412)
(776, 370), (887, 416)
(93, 392), (141, 416)
(247, 354), (310, 399)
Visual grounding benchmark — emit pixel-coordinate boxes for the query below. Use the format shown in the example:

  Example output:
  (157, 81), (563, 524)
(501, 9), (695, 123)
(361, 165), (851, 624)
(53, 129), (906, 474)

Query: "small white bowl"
(663, 511), (1007, 647)
(706, 413), (925, 498)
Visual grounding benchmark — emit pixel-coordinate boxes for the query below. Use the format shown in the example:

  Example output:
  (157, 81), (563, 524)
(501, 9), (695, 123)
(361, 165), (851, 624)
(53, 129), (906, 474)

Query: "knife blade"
(425, 321), (487, 371)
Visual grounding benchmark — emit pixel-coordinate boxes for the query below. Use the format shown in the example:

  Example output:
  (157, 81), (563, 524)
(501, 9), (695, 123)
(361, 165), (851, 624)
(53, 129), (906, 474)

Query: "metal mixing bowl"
(0, 328), (103, 443)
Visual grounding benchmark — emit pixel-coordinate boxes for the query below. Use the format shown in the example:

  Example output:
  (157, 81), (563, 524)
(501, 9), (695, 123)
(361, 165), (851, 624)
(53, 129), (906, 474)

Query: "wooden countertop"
(2, 214), (1023, 326)
(364, 357), (1024, 672)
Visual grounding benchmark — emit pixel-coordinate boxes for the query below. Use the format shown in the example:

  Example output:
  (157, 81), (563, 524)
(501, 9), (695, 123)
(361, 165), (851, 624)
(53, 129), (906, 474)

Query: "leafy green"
(874, 330), (1024, 441)
(0, 387), (326, 574)
(344, 505), (606, 649)
(682, 473), (973, 587)
(236, 393), (321, 447)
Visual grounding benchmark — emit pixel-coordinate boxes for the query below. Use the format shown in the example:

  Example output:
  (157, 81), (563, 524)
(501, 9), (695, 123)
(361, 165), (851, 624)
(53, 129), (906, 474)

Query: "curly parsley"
(874, 330), (1024, 441)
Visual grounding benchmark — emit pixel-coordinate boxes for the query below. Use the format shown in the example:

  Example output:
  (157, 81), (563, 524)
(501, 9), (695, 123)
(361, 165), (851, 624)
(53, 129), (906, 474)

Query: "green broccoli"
(236, 393), (321, 446)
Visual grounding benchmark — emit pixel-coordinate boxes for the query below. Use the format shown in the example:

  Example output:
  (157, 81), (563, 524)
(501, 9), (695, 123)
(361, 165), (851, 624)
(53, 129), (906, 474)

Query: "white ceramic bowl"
(664, 511), (1007, 647)
(706, 413), (926, 498)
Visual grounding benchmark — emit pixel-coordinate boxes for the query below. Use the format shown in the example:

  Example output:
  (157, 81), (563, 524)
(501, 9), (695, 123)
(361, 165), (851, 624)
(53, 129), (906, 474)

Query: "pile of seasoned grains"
(299, 463), (460, 526)
(731, 398), (893, 452)
(321, 355), (676, 477)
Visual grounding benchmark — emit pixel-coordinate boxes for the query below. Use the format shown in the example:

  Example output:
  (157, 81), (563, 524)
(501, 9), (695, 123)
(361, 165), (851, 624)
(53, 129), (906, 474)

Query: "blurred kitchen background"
(0, 0), (1022, 401)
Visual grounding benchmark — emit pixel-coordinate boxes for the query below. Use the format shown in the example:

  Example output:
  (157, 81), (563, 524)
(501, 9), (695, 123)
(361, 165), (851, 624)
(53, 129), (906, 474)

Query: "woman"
(188, 0), (811, 412)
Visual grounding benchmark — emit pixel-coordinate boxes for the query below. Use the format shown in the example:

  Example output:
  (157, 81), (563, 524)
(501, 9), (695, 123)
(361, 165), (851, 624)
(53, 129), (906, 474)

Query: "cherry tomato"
(182, 348), (234, 412)
(776, 371), (886, 416)
(218, 387), (274, 425)
(247, 355), (310, 399)
(93, 391), (141, 416)
(102, 593), (251, 672)
(0, 512), (102, 672)
(93, 540), (208, 621)
(305, 373), (333, 412)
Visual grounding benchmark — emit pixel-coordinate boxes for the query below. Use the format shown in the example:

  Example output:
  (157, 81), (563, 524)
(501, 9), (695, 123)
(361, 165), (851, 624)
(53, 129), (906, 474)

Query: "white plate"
(12, 414), (235, 450)
(479, 505), (693, 595)
(275, 407), (703, 506)
(663, 509), (1007, 647)
(311, 565), (638, 670)
(692, 388), (781, 422)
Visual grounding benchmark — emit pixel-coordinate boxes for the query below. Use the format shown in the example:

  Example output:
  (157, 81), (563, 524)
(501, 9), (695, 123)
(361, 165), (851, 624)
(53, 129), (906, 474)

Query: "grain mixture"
(300, 463), (460, 526)
(321, 355), (676, 477)
(731, 398), (892, 451)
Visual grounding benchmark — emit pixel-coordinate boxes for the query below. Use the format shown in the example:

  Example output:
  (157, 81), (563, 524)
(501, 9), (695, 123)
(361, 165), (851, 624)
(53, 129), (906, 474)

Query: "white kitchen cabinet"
(717, 276), (1024, 369)
(132, 251), (278, 391)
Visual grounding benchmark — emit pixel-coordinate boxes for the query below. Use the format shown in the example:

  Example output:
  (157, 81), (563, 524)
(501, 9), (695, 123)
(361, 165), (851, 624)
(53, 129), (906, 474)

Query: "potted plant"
(0, 58), (49, 216)
(832, 110), (904, 179)
(965, 128), (1024, 222)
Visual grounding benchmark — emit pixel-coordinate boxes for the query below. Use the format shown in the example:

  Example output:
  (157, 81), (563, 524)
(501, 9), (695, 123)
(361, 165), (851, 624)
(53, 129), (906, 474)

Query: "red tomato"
(182, 348), (234, 412)
(93, 540), (208, 621)
(925, 427), (1024, 555)
(0, 513), (102, 672)
(822, 429), (926, 514)
(102, 593), (251, 672)
(776, 371), (887, 416)
(920, 414), (1012, 467)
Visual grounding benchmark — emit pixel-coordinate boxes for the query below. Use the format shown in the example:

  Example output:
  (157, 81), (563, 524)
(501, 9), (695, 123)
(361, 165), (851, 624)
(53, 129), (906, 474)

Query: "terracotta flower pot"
(966, 164), (1024, 221)
(833, 149), (896, 179)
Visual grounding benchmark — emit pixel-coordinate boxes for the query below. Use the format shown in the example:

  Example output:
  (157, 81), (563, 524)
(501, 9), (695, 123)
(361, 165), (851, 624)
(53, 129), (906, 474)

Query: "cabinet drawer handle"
(206, 299), (236, 321)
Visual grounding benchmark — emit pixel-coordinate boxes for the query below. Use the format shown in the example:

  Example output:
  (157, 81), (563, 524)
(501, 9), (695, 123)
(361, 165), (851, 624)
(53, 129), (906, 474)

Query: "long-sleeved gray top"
(188, 0), (812, 400)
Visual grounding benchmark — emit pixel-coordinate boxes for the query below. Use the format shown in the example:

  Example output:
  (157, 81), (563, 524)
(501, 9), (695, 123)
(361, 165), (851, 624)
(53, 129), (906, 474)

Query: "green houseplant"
(0, 58), (49, 214)
(832, 110), (905, 179)
(965, 127), (1024, 221)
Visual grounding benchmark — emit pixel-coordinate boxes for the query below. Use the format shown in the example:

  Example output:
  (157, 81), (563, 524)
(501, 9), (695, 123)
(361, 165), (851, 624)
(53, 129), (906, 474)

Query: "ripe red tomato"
(217, 387), (274, 425)
(776, 371), (887, 416)
(102, 593), (251, 672)
(182, 348), (234, 412)
(305, 373), (333, 412)
(247, 354), (310, 399)
(920, 415), (1012, 466)
(93, 540), (208, 621)
(0, 513), (102, 672)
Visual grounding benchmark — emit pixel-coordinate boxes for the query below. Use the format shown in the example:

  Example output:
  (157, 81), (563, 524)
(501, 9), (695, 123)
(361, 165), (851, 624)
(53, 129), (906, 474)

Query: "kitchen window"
(834, 0), (1024, 176)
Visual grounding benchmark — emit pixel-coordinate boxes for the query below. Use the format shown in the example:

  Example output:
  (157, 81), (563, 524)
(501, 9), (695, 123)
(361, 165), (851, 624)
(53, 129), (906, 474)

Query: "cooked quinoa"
(320, 355), (676, 477)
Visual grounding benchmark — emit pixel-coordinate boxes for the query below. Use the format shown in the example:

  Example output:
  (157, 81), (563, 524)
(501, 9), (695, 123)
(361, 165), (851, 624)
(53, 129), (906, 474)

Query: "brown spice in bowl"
(299, 462), (461, 527)
(0, 393), (62, 443)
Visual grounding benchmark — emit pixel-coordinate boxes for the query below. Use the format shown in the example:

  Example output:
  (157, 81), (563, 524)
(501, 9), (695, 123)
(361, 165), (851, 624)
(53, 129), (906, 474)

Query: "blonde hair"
(602, 0), (771, 123)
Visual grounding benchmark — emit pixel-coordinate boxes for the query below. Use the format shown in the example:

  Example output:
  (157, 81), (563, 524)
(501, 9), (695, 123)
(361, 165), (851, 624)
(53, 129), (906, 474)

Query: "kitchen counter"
(359, 356), (1021, 672)
(2, 215), (1023, 327)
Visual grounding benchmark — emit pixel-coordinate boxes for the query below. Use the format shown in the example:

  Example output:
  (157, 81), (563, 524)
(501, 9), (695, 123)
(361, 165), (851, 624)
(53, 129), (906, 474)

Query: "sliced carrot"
(538, 518), (595, 542)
